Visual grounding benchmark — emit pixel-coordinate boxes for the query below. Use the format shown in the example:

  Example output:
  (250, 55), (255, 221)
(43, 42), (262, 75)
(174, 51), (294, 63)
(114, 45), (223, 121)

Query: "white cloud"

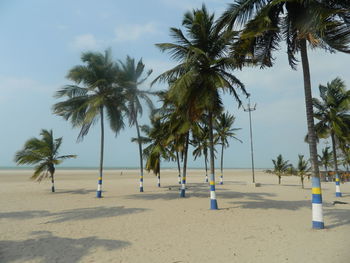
(114, 23), (158, 42)
(70, 34), (99, 50)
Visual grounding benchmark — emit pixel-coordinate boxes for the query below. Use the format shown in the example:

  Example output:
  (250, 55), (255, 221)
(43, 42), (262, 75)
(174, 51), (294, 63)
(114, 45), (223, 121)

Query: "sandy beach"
(1, 169), (349, 263)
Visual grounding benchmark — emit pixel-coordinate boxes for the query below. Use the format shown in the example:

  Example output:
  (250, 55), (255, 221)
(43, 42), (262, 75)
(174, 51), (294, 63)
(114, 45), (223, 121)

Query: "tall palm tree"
(219, 0), (350, 229)
(313, 77), (350, 197)
(153, 5), (248, 209)
(297, 155), (311, 189)
(215, 112), (242, 184)
(318, 146), (333, 181)
(14, 129), (76, 192)
(117, 56), (154, 192)
(272, 154), (290, 185)
(53, 50), (126, 198)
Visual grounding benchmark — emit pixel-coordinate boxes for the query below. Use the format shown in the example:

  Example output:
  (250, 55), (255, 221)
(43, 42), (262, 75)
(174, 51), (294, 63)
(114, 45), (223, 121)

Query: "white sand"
(1, 169), (349, 263)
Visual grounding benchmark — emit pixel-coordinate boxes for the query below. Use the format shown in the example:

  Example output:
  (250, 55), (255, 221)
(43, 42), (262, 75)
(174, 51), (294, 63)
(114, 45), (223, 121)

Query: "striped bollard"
(178, 174), (181, 184)
(140, 175), (144, 192)
(157, 175), (161, 187)
(96, 175), (102, 198)
(220, 174), (223, 185)
(312, 176), (324, 229)
(180, 176), (186, 197)
(205, 174), (208, 183)
(209, 174), (218, 209)
(335, 174), (342, 197)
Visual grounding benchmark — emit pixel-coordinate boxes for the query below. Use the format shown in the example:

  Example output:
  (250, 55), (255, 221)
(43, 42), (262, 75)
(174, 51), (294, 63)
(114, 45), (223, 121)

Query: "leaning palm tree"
(215, 112), (242, 185)
(153, 5), (248, 209)
(272, 154), (290, 185)
(297, 155), (311, 189)
(53, 50), (126, 198)
(117, 56), (154, 192)
(219, 0), (350, 229)
(318, 146), (333, 181)
(313, 77), (350, 197)
(14, 129), (76, 192)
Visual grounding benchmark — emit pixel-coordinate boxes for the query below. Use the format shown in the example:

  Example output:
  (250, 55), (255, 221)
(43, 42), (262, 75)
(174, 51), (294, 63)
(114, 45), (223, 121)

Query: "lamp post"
(243, 98), (256, 183)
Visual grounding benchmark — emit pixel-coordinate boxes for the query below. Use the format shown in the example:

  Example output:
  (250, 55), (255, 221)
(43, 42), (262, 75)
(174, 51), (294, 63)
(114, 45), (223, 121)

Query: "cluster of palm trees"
(14, 1), (350, 229)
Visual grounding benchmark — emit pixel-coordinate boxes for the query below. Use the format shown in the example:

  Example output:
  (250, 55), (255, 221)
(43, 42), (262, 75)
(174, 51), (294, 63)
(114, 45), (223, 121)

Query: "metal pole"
(244, 99), (256, 183)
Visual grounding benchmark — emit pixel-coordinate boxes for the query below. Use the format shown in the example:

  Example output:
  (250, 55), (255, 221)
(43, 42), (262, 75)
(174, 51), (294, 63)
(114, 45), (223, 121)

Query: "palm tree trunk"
(208, 111), (218, 209)
(331, 132), (342, 197)
(157, 155), (161, 187)
(135, 117), (144, 192)
(278, 175), (281, 185)
(176, 151), (181, 184)
(97, 106), (104, 198)
(204, 150), (208, 183)
(220, 141), (224, 185)
(301, 176), (304, 189)
(180, 132), (189, 197)
(50, 167), (55, 192)
(300, 39), (324, 229)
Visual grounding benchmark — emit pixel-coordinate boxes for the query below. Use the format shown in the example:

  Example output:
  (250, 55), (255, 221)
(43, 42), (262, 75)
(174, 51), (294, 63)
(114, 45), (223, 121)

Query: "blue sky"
(0, 0), (349, 169)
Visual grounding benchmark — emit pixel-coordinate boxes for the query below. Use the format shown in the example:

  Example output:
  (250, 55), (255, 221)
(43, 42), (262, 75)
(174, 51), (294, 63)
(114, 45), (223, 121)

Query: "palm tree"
(153, 5), (248, 209)
(14, 129), (76, 192)
(219, 0), (350, 229)
(313, 77), (350, 197)
(272, 154), (290, 185)
(192, 123), (210, 183)
(318, 146), (333, 181)
(297, 155), (311, 189)
(53, 50), (126, 198)
(117, 56), (153, 192)
(215, 112), (242, 184)
(140, 113), (173, 188)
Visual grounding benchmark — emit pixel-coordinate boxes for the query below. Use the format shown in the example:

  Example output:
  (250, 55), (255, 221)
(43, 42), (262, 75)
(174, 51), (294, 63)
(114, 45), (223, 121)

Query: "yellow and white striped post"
(335, 174), (342, 197)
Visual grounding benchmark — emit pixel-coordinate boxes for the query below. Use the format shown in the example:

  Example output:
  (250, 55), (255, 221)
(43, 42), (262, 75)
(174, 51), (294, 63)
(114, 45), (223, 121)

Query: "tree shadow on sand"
(0, 206), (148, 223)
(230, 199), (311, 210)
(45, 206), (148, 223)
(324, 206), (350, 228)
(55, 189), (97, 195)
(0, 231), (130, 263)
(125, 183), (275, 201)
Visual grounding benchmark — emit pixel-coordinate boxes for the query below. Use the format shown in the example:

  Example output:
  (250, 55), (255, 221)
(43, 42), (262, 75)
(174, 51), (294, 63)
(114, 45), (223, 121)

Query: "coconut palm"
(153, 5), (248, 209)
(117, 56), (154, 192)
(318, 146), (333, 181)
(14, 129), (76, 192)
(297, 155), (311, 189)
(219, 0), (350, 229)
(140, 113), (174, 188)
(313, 77), (350, 196)
(272, 154), (290, 185)
(53, 50), (126, 198)
(215, 112), (242, 185)
(192, 123), (210, 183)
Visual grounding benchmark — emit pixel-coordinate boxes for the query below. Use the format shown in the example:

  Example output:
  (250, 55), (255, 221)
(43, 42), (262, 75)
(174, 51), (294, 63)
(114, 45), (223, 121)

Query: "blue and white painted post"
(205, 174), (208, 183)
(96, 174), (102, 198)
(140, 174), (144, 192)
(311, 176), (324, 229)
(209, 173), (218, 209)
(180, 175), (186, 197)
(157, 174), (161, 187)
(220, 174), (223, 185)
(335, 174), (342, 197)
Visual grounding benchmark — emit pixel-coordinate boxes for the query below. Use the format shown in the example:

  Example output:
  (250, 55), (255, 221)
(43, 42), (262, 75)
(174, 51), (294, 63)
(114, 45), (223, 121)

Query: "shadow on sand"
(0, 231), (130, 263)
(0, 206), (148, 223)
(55, 189), (97, 195)
(125, 182), (275, 201)
(324, 206), (350, 229)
